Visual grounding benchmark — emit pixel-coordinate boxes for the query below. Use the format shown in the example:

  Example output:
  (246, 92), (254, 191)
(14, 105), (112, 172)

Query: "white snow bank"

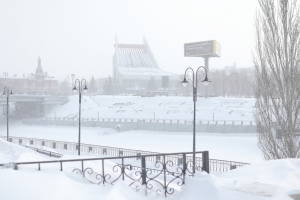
(0, 139), (299, 200)
(0, 138), (46, 163)
(176, 159), (300, 200)
(0, 169), (148, 200)
(222, 159), (300, 191)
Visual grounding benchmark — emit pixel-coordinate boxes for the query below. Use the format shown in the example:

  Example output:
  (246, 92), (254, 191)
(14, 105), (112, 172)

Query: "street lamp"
(72, 79), (88, 156)
(3, 86), (13, 141)
(181, 66), (210, 173)
(3, 72), (8, 86)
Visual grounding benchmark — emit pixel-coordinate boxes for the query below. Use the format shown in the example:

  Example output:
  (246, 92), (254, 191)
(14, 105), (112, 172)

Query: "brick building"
(1, 57), (59, 95)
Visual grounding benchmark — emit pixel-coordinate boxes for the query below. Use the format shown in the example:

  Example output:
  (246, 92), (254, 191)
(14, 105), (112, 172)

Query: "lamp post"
(72, 79), (88, 156)
(3, 86), (13, 141)
(3, 72), (8, 86)
(71, 74), (75, 88)
(181, 66), (210, 173)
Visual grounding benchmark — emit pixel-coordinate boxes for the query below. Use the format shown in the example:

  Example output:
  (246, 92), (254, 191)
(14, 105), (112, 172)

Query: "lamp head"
(83, 85), (88, 90)
(202, 75), (211, 86)
(181, 77), (189, 87)
(72, 86), (77, 90)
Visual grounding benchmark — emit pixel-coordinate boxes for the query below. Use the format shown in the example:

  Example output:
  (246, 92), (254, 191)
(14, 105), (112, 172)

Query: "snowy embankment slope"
(0, 139), (299, 200)
(47, 96), (255, 121)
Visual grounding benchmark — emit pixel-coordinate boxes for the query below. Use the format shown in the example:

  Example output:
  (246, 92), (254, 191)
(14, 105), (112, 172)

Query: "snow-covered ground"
(0, 139), (299, 200)
(47, 96), (255, 122)
(1, 96), (299, 199)
(0, 95), (300, 200)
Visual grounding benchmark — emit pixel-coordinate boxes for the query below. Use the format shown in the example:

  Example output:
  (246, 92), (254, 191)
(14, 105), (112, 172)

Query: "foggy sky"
(0, 0), (257, 81)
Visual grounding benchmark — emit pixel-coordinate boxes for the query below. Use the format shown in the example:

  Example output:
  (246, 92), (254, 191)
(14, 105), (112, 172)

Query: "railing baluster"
(141, 156), (146, 185)
(182, 153), (186, 184)
(122, 158), (124, 181)
(163, 155), (167, 197)
(102, 160), (105, 185)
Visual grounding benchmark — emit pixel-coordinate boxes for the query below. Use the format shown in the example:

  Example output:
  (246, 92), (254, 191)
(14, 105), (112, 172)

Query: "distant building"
(0, 57), (59, 95)
(112, 36), (179, 95)
(95, 77), (109, 95)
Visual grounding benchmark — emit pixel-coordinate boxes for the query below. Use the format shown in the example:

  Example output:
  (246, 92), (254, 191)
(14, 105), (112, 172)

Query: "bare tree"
(254, 0), (300, 159)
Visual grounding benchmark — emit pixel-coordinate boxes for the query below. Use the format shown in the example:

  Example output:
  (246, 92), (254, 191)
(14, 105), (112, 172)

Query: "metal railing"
(22, 117), (257, 133)
(1, 135), (249, 172)
(20, 144), (63, 158)
(4, 151), (208, 197)
(23, 117), (256, 125)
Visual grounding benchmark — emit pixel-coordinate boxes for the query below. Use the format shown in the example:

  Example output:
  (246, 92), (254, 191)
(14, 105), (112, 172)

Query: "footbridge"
(0, 95), (69, 118)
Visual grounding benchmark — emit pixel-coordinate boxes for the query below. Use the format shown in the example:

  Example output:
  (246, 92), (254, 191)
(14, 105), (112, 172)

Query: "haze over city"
(1, 1), (300, 199)
(0, 0), (257, 79)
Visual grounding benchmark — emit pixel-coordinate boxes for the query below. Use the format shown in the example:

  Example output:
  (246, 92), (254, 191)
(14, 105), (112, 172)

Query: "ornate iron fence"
(5, 151), (208, 197)
(0, 135), (249, 172)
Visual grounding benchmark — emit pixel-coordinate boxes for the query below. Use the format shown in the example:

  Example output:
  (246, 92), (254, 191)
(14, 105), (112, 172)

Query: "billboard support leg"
(204, 57), (209, 98)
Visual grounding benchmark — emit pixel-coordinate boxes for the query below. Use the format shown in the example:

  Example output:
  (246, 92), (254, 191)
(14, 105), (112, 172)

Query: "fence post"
(136, 153), (141, 160)
(102, 160), (105, 185)
(141, 156), (146, 185)
(122, 158), (124, 181)
(182, 153), (186, 184)
(9, 162), (18, 170)
(202, 151), (210, 173)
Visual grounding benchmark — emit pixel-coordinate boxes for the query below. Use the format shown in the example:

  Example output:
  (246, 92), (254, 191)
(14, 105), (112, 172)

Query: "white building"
(113, 36), (179, 95)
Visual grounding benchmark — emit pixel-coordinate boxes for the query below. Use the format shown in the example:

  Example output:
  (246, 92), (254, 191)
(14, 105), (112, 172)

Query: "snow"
(0, 96), (299, 199)
(0, 139), (299, 200)
(1, 123), (262, 163)
(47, 96), (256, 122)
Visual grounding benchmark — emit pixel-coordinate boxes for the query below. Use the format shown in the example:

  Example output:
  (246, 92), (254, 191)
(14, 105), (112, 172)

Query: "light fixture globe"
(202, 75), (210, 86)
(181, 77), (189, 87)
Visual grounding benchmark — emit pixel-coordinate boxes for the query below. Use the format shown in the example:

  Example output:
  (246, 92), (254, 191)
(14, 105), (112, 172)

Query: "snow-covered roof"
(115, 37), (176, 77)
(0, 74), (59, 81)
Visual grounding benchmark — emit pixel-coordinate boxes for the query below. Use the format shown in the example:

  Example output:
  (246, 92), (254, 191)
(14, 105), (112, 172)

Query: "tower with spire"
(36, 57), (44, 75)
(33, 57), (47, 80)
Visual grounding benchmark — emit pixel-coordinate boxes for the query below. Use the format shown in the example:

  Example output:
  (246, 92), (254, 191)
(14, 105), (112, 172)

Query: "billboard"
(184, 40), (221, 57)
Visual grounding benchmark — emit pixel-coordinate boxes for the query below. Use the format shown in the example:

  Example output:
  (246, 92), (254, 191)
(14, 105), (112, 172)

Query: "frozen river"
(0, 122), (262, 164)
